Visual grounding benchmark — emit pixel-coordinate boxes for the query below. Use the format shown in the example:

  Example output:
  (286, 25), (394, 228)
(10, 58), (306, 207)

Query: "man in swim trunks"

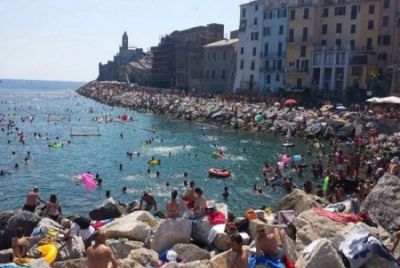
(86, 230), (119, 268)
(22, 186), (45, 213)
(230, 233), (248, 268)
(139, 191), (157, 212)
(255, 225), (285, 259)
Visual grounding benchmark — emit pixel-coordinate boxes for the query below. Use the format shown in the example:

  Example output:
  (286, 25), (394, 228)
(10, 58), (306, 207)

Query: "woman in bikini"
(45, 194), (62, 223)
(165, 189), (180, 218)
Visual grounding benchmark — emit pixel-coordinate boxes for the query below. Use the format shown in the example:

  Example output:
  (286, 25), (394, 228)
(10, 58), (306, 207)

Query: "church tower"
(122, 32), (128, 49)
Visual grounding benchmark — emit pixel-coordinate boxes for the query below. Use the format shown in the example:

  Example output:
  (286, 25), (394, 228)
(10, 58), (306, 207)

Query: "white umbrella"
(366, 97), (382, 103)
(381, 96), (400, 104)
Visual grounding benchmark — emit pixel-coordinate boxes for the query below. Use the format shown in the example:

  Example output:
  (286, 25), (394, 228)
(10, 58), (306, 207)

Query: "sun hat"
(206, 200), (216, 209)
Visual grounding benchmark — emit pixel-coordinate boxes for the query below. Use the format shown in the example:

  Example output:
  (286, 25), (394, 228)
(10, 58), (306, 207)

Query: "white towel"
(207, 223), (226, 244)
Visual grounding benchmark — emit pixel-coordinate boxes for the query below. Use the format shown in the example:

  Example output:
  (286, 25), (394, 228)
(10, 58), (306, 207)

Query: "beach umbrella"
(284, 99), (297, 106)
(381, 96), (400, 104)
(366, 97), (381, 103)
(336, 105), (347, 111)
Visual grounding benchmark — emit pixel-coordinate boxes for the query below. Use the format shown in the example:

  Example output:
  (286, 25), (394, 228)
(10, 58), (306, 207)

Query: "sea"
(0, 79), (314, 216)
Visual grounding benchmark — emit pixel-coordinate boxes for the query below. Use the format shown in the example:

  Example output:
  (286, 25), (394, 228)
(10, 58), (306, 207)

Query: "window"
(379, 53), (388, 61)
(368, 5), (375, 14)
(266, 75), (271, 84)
(241, 8), (246, 18)
(302, 27), (308, 41)
(336, 23), (342, 33)
(383, 0), (390, 9)
(211, 70), (215, 79)
(336, 39), (342, 47)
(335, 6), (346, 16)
(304, 8), (309, 19)
(383, 35), (391, 45)
(254, 18), (258, 25)
(368, 20), (374, 30)
(240, 47), (244, 55)
(251, 61), (255, 70)
(325, 53), (334, 64)
(277, 9), (281, 18)
(263, 12), (267, 20)
(278, 42), (282, 56)
(279, 25), (284, 35)
(263, 27), (270, 36)
(212, 52), (216, 60)
(321, 40), (327, 46)
(322, 24), (328, 34)
(323, 8), (329, 17)
(350, 5), (357, 20)
(251, 32), (259, 40)
(383, 16), (389, 27)
(290, 10), (296, 20)
(253, 47), (257, 56)
(366, 38), (373, 50)
(288, 29), (294, 42)
(272, 60), (276, 71)
(264, 43), (269, 56)
(277, 60), (282, 71)
(276, 74), (280, 82)
(240, 60), (244, 69)
(297, 78), (303, 88)
(282, 9), (287, 17)
(207, 52), (211, 60)
(222, 69), (226, 79)
(350, 40), (355, 49)
(300, 46), (306, 57)
(265, 60), (269, 71)
(313, 53), (321, 65)
(351, 24), (356, 34)
(255, 4), (258, 11)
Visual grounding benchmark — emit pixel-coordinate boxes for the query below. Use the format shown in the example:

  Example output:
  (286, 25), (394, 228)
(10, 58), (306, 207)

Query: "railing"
(263, 51), (286, 58)
(287, 36), (312, 43)
(286, 66), (308, 73)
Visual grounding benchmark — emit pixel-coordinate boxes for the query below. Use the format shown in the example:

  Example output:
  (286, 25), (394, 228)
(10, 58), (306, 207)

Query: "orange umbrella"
(284, 99), (297, 106)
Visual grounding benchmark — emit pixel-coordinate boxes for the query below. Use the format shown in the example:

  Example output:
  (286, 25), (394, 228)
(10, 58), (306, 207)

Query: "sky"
(0, 0), (248, 82)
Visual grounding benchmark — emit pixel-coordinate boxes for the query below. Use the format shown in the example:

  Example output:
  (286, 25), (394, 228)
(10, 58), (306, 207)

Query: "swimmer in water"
(222, 186), (229, 199)
(156, 171), (160, 177)
(119, 164), (123, 170)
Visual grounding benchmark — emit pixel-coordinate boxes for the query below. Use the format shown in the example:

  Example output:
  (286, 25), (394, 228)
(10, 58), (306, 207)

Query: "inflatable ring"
(52, 143), (63, 148)
(37, 244), (58, 264)
(208, 168), (231, 178)
(148, 159), (160, 165)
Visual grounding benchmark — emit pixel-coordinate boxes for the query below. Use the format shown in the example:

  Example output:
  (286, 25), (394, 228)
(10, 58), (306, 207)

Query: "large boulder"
(296, 238), (345, 268)
(100, 214), (151, 242)
(0, 211), (14, 231)
(163, 260), (212, 268)
(192, 218), (212, 246)
(212, 232), (231, 251)
(120, 248), (159, 267)
(52, 258), (87, 268)
(89, 202), (127, 221)
(1, 211), (41, 249)
(171, 243), (210, 262)
(293, 209), (344, 252)
(128, 211), (158, 228)
(210, 249), (234, 268)
(147, 218), (191, 253)
(362, 173), (400, 232)
(57, 236), (85, 261)
(275, 189), (328, 215)
(107, 239), (144, 259)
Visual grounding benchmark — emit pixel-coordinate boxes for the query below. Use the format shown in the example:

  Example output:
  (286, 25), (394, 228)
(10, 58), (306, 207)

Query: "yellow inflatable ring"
(147, 159), (160, 165)
(37, 244), (58, 264)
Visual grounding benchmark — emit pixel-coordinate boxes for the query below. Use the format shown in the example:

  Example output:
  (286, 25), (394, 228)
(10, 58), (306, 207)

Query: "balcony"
(286, 66), (308, 73)
(262, 51), (286, 58)
(287, 36), (312, 44)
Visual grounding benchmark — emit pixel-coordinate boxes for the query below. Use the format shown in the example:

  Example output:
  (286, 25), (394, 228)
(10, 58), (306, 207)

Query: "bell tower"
(122, 31), (128, 49)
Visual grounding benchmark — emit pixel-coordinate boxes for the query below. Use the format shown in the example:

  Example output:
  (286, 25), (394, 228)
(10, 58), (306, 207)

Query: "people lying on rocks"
(205, 200), (226, 225)
(230, 233), (249, 268)
(62, 216), (95, 248)
(22, 186), (46, 213)
(86, 230), (119, 268)
(12, 227), (42, 265)
(139, 191), (157, 212)
(254, 225), (286, 259)
(165, 189), (180, 218)
(45, 193), (62, 223)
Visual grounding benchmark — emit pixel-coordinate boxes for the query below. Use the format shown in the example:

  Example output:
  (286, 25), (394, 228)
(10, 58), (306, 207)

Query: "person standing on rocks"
(22, 186), (45, 212)
(230, 233), (248, 268)
(86, 230), (119, 268)
(139, 191), (157, 212)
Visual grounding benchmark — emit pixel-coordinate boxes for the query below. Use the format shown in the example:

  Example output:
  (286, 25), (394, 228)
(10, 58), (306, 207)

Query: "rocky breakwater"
(2, 175), (400, 267)
(77, 81), (367, 138)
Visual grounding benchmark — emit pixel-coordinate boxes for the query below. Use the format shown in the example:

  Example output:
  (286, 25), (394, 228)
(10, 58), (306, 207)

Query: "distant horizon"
(0, 78), (88, 84)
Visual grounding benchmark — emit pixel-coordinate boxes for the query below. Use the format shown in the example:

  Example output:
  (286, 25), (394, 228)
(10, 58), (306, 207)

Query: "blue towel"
(0, 264), (30, 268)
(248, 253), (285, 268)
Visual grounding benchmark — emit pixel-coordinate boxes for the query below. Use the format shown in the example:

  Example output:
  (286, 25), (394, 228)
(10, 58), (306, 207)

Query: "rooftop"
(203, 39), (239, 48)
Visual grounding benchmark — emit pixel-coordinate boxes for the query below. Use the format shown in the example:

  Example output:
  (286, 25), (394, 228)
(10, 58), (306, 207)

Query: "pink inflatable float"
(81, 172), (96, 190)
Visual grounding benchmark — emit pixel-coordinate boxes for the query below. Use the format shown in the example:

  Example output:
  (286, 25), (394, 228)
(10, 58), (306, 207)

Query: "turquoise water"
(0, 80), (313, 216)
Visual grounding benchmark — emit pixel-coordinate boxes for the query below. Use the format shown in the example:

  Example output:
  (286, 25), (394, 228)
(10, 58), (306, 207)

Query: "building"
(151, 24), (224, 90)
(234, 0), (264, 93)
(261, 0), (289, 92)
(202, 39), (238, 93)
(98, 32), (151, 84)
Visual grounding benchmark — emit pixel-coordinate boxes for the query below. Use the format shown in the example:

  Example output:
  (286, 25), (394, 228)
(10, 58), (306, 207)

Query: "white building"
(234, 0), (264, 93)
(260, 1), (288, 92)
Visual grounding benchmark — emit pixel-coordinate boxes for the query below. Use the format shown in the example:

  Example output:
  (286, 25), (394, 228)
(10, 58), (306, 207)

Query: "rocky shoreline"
(1, 177), (400, 268)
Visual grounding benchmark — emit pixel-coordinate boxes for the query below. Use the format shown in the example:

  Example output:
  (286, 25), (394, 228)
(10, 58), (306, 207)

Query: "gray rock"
(0, 248), (12, 264)
(121, 248), (159, 267)
(57, 236), (85, 261)
(192, 218), (212, 246)
(163, 260), (212, 268)
(362, 173), (400, 232)
(52, 258), (87, 268)
(274, 189), (328, 215)
(108, 239), (144, 259)
(1, 211), (41, 250)
(171, 243), (211, 262)
(89, 202), (127, 221)
(101, 214), (151, 242)
(295, 238), (345, 268)
(0, 211), (14, 231)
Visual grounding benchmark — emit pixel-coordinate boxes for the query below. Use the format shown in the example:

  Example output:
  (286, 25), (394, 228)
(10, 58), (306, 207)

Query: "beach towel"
(248, 253), (285, 268)
(314, 208), (363, 224)
(339, 226), (399, 268)
(206, 211), (226, 225)
(274, 210), (296, 227)
(207, 224), (226, 244)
